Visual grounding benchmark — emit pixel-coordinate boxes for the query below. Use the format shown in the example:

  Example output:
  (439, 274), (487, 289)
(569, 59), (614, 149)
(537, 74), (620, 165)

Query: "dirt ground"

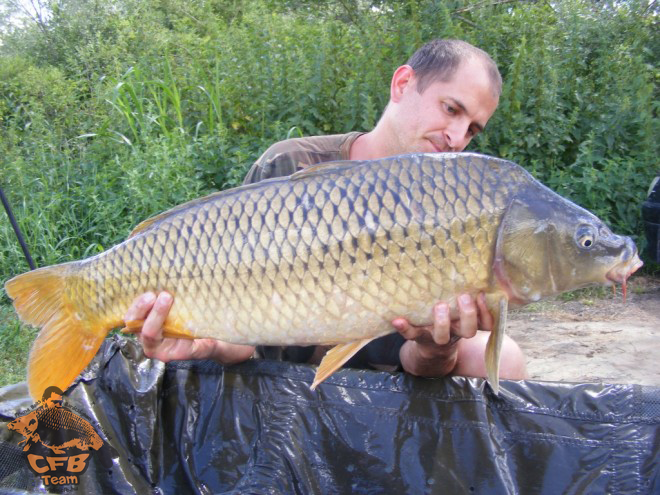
(507, 275), (660, 387)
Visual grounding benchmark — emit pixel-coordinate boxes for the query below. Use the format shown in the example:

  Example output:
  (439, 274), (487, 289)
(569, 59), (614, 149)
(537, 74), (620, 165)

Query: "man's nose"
(445, 120), (471, 151)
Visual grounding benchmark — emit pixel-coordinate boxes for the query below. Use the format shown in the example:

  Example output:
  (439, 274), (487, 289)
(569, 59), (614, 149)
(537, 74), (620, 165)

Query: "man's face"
(388, 58), (499, 155)
(45, 393), (63, 409)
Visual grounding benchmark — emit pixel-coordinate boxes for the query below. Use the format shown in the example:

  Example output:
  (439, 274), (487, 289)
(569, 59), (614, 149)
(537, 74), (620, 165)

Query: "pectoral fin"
(311, 338), (375, 390)
(485, 297), (508, 396)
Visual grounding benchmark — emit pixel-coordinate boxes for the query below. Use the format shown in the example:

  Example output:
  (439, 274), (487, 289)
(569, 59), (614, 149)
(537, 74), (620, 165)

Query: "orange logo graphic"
(7, 386), (115, 487)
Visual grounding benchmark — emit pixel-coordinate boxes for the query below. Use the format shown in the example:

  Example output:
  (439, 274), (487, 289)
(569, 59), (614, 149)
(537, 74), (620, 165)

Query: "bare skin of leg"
(454, 330), (528, 380)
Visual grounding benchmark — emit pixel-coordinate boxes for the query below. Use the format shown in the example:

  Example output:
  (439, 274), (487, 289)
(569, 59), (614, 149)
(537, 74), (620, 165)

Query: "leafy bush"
(0, 0), (657, 286)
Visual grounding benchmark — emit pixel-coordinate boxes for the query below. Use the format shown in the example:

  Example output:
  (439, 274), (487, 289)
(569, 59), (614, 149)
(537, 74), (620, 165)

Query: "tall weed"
(0, 0), (657, 285)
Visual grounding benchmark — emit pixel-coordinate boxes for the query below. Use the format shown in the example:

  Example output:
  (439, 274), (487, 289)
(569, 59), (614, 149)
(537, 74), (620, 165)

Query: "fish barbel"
(5, 153), (642, 399)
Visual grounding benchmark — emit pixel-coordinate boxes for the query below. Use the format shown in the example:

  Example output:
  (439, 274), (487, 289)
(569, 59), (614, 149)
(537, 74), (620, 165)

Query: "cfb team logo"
(7, 386), (116, 487)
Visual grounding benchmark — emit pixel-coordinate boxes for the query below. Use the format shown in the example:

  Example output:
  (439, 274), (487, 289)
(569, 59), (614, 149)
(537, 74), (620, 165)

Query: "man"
(41, 386), (64, 409)
(125, 39), (527, 382)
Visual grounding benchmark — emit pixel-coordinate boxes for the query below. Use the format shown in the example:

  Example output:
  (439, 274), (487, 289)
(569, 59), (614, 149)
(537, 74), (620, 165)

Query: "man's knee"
(453, 330), (528, 380)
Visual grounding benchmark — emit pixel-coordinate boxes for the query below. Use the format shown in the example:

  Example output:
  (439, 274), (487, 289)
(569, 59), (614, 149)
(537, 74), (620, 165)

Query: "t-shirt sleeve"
(243, 138), (321, 185)
(243, 133), (355, 185)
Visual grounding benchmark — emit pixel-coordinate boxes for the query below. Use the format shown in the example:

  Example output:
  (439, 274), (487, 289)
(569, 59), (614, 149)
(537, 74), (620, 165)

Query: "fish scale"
(5, 152), (642, 399)
(106, 154), (501, 340)
(35, 407), (97, 441)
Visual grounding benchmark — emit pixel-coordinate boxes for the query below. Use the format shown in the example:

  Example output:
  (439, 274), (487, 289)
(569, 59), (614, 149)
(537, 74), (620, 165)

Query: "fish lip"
(605, 256), (644, 284)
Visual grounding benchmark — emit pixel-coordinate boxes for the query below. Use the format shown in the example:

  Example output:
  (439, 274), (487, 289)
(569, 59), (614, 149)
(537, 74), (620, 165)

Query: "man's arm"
(396, 294), (493, 377)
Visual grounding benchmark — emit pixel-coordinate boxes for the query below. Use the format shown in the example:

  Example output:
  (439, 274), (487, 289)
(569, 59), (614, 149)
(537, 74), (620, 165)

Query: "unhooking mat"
(0, 336), (658, 494)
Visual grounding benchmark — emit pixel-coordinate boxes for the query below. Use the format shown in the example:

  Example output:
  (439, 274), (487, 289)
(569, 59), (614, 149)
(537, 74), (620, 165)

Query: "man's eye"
(443, 103), (456, 114)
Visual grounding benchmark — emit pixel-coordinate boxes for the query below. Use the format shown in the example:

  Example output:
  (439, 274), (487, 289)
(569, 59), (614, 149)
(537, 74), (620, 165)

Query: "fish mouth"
(606, 253), (644, 301)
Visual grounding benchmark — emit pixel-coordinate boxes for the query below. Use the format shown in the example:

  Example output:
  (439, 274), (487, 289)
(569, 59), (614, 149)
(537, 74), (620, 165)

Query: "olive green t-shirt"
(243, 132), (363, 185)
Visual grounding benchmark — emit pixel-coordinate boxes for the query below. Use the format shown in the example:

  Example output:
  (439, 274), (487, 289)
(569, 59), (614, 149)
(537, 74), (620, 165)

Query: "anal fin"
(120, 319), (195, 339)
(311, 338), (374, 390)
(120, 320), (144, 334)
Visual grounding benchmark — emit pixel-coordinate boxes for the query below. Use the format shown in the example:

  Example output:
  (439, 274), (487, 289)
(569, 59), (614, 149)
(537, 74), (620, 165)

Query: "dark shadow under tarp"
(1, 336), (658, 494)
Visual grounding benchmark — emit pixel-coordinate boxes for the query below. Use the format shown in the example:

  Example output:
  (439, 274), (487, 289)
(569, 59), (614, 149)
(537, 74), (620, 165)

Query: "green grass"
(557, 285), (612, 302)
(0, 304), (37, 387)
(0, 303), (134, 389)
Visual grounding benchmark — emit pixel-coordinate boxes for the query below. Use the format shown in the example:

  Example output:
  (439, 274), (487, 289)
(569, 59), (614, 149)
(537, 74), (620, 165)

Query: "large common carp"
(5, 153), (642, 399)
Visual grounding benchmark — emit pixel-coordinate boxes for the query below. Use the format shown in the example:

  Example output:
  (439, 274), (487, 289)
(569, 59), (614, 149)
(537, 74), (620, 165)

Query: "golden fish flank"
(5, 153), (642, 399)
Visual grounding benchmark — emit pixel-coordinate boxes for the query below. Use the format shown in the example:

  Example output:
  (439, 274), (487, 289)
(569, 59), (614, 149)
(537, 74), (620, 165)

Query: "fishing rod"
(0, 187), (36, 271)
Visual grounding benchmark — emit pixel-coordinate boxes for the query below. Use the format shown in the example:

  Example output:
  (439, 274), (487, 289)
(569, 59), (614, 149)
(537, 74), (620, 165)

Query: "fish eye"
(580, 236), (594, 248)
(576, 226), (597, 250)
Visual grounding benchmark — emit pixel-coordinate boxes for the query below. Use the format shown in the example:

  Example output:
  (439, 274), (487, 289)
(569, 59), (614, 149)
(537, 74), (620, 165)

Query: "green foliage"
(1, 140), (207, 279)
(0, 0), (657, 287)
(0, 303), (37, 386)
(472, 1), (658, 249)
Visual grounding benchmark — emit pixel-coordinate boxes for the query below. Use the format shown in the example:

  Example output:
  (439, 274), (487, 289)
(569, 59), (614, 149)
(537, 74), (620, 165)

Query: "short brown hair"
(42, 386), (64, 401)
(406, 39), (502, 97)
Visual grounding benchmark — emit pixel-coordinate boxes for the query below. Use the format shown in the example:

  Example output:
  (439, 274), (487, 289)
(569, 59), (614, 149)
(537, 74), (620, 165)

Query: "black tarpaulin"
(1, 336), (658, 494)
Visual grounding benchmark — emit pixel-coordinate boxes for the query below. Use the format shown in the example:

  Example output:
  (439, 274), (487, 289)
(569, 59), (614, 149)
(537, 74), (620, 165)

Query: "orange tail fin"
(5, 266), (112, 400)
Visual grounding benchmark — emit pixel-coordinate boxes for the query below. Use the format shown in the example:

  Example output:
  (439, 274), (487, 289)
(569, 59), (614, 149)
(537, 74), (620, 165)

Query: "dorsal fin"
(126, 178), (281, 239)
(127, 191), (227, 238)
(290, 159), (360, 180)
(128, 159), (362, 239)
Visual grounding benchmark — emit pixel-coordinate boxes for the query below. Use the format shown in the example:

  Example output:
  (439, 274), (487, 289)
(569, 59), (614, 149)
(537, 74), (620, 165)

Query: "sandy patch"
(507, 276), (660, 386)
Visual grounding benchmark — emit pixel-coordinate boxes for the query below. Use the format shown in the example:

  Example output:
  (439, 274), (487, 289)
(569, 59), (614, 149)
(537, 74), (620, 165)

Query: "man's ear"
(390, 65), (415, 103)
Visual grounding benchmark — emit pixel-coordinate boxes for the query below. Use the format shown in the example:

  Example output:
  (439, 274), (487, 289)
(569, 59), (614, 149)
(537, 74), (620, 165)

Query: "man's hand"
(394, 293), (493, 377)
(125, 292), (255, 365)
